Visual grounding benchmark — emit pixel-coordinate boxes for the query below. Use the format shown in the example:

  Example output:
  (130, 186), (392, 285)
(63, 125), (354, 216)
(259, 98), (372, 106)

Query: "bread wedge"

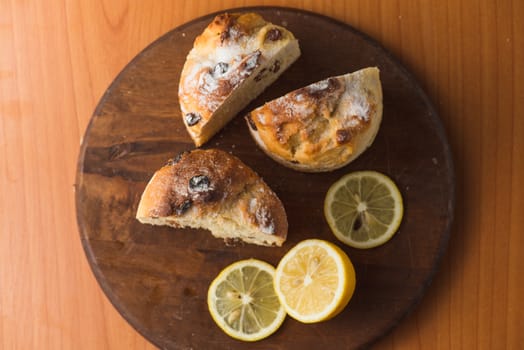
(178, 12), (301, 147)
(136, 149), (288, 247)
(246, 67), (383, 172)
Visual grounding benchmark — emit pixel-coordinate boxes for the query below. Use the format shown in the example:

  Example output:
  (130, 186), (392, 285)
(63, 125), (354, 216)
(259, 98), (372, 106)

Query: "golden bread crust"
(246, 67), (383, 172)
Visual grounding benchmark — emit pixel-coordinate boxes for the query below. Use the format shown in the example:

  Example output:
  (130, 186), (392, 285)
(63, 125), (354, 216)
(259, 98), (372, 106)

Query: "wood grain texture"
(1, 1), (522, 349)
(75, 8), (454, 349)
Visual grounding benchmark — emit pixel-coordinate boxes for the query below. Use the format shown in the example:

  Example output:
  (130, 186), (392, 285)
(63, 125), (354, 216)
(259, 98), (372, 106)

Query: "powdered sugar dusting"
(181, 20), (276, 114)
(333, 87), (372, 125)
(188, 50), (262, 113)
(255, 206), (275, 235)
(263, 97), (314, 124)
(347, 93), (371, 121)
(214, 44), (243, 65)
(200, 71), (219, 92)
(307, 79), (330, 92)
(249, 198), (257, 213)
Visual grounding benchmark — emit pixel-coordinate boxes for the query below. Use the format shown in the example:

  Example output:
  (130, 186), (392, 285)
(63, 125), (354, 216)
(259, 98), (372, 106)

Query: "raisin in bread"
(136, 149), (288, 247)
(178, 12), (301, 147)
(246, 67), (383, 172)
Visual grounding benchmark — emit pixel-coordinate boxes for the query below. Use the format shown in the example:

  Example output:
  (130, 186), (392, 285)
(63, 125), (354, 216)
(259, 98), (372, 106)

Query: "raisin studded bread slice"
(136, 149), (288, 247)
(178, 12), (300, 147)
(246, 67), (383, 172)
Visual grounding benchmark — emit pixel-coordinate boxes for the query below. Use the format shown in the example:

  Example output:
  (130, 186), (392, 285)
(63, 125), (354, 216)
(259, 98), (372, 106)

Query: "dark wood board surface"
(75, 7), (455, 350)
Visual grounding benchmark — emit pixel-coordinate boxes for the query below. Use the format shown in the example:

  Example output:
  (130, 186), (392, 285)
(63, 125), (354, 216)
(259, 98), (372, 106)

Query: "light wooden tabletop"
(1, 1), (522, 349)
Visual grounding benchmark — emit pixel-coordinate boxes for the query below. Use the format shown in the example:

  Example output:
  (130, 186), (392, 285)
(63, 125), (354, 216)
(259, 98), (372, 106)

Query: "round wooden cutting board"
(76, 7), (455, 350)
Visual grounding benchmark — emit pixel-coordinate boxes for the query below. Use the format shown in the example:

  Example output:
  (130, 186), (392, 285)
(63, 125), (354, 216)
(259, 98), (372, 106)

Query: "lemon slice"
(274, 239), (356, 323)
(207, 259), (286, 341)
(324, 171), (404, 249)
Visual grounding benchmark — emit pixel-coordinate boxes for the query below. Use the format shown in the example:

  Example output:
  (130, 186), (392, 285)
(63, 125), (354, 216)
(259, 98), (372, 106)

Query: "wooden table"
(1, 1), (522, 349)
